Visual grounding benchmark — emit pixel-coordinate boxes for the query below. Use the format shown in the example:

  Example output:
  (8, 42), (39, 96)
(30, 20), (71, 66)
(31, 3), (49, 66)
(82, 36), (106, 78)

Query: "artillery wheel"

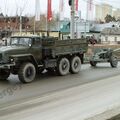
(57, 57), (70, 76)
(110, 56), (118, 68)
(18, 62), (36, 83)
(0, 69), (10, 80)
(70, 56), (81, 74)
(90, 61), (97, 67)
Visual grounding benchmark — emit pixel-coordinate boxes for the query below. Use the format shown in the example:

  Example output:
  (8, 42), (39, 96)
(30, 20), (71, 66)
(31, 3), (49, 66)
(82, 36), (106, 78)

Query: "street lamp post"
(19, 8), (22, 35)
(70, 0), (75, 39)
(20, 14), (22, 35)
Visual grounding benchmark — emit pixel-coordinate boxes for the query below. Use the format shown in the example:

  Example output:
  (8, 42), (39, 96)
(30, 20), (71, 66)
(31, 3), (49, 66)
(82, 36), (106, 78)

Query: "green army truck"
(0, 36), (88, 83)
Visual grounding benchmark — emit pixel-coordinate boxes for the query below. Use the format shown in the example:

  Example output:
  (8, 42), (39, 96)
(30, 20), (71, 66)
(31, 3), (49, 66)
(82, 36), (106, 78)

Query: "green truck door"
(30, 37), (42, 64)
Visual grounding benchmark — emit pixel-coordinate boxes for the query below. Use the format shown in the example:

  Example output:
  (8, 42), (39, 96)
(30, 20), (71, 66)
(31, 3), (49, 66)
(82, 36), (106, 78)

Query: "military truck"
(0, 36), (88, 83)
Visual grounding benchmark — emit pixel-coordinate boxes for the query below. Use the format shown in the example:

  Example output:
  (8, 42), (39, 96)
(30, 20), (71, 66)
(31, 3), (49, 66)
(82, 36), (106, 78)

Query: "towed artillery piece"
(90, 48), (119, 68)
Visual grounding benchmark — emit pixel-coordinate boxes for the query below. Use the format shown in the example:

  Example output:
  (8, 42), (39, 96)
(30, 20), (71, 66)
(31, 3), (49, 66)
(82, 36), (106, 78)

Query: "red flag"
(47, 0), (52, 21)
(75, 0), (78, 11)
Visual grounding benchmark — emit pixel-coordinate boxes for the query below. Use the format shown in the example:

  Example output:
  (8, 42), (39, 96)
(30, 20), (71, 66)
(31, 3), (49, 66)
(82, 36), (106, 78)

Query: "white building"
(91, 22), (120, 32)
(101, 27), (120, 44)
(95, 3), (113, 22)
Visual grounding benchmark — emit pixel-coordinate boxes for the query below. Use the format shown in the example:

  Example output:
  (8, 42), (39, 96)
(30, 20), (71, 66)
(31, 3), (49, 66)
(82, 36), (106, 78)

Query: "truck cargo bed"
(42, 37), (88, 57)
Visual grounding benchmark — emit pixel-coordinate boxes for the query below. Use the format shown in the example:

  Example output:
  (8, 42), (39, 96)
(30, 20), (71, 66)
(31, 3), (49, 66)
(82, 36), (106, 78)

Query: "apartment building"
(113, 9), (120, 19)
(95, 3), (112, 22)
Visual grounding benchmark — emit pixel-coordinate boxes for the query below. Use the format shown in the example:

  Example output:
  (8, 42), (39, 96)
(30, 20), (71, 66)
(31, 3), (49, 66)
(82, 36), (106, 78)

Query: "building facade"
(113, 9), (120, 20)
(0, 14), (30, 31)
(101, 27), (120, 44)
(95, 4), (113, 22)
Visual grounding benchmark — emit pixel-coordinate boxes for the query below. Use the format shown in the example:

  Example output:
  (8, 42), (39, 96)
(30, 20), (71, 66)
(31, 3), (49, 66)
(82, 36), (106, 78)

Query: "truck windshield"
(10, 37), (31, 46)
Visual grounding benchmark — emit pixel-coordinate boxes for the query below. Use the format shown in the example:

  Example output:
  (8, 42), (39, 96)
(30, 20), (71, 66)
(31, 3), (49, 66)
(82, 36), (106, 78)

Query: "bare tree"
(29, 12), (59, 31)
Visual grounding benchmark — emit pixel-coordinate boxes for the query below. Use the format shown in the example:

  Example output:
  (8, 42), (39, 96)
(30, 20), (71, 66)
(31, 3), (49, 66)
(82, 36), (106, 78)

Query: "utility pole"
(20, 15), (22, 35)
(84, 0), (88, 38)
(19, 8), (22, 35)
(70, 0), (75, 39)
(16, 0), (28, 35)
(33, 17), (36, 34)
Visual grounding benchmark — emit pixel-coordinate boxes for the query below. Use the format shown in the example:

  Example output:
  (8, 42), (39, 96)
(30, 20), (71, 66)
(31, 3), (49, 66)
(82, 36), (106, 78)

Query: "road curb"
(86, 105), (120, 120)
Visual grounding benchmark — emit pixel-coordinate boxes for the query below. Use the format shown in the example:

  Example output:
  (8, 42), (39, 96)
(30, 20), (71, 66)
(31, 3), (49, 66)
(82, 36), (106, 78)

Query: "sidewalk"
(1, 75), (120, 120)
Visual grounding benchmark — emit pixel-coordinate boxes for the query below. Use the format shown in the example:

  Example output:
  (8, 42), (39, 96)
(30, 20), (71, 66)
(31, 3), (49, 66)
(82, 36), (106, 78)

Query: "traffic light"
(68, 0), (72, 6)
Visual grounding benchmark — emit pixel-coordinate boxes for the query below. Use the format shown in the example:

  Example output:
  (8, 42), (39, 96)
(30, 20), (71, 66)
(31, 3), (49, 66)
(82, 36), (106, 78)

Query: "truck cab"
(0, 36), (43, 82)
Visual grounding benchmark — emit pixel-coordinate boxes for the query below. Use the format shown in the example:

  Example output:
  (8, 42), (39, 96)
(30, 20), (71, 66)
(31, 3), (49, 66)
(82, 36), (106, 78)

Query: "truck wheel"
(90, 61), (97, 67)
(110, 56), (118, 68)
(70, 56), (81, 74)
(0, 70), (10, 80)
(57, 57), (70, 76)
(18, 63), (36, 83)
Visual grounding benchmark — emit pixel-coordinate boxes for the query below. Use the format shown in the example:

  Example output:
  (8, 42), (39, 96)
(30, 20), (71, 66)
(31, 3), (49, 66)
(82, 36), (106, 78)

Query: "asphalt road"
(0, 62), (120, 107)
(1, 71), (120, 120)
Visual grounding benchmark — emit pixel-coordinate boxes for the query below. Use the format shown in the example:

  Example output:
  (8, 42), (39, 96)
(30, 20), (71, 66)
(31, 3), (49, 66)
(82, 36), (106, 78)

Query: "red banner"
(47, 0), (52, 21)
(75, 0), (78, 11)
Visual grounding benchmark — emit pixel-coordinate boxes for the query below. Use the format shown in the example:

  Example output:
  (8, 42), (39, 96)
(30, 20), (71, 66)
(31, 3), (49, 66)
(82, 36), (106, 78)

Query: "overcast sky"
(0, 0), (120, 19)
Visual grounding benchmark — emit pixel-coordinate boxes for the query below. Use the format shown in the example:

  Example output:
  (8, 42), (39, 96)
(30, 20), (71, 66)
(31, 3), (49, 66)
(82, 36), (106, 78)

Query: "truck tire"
(0, 70), (10, 80)
(110, 56), (118, 68)
(90, 61), (97, 67)
(18, 63), (36, 83)
(70, 56), (81, 74)
(57, 57), (70, 76)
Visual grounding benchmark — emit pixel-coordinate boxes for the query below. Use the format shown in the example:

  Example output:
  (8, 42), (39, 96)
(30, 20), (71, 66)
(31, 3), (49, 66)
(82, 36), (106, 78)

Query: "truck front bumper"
(0, 63), (15, 69)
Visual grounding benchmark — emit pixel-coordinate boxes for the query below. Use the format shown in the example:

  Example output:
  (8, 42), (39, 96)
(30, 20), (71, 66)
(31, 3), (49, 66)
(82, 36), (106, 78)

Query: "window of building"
(115, 36), (117, 42)
(105, 36), (108, 41)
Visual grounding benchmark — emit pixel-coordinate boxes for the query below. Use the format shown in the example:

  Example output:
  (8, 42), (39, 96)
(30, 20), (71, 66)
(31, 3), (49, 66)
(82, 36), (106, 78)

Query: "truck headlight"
(10, 58), (14, 62)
